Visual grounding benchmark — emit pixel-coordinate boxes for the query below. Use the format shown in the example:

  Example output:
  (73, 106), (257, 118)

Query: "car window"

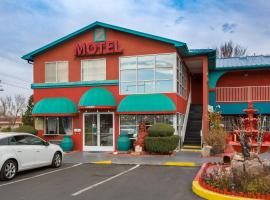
(14, 135), (29, 145)
(25, 136), (44, 145)
(9, 137), (17, 145)
(14, 135), (45, 145)
(0, 137), (9, 145)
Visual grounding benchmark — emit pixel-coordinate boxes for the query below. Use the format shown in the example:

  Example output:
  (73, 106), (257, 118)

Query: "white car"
(0, 132), (63, 181)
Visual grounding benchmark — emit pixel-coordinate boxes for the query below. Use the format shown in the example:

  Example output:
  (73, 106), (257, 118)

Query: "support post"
(202, 57), (209, 141)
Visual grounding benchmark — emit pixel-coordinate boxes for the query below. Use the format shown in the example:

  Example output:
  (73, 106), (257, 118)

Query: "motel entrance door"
(83, 112), (114, 151)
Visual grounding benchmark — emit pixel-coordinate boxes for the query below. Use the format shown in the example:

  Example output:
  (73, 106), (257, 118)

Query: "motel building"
(22, 21), (270, 152)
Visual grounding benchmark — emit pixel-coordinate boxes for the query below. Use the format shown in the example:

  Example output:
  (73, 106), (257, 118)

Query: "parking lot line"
(71, 164), (140, 197)
(0, 163), (82, 188)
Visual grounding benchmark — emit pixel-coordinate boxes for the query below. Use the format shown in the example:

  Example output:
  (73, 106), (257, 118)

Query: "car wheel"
(0, 160), (17, 181)
(51, 152), (62, 168)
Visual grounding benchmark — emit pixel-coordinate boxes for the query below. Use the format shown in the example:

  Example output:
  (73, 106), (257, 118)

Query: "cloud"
(222, 23), (237, 33)
(0, 0), (270, 97)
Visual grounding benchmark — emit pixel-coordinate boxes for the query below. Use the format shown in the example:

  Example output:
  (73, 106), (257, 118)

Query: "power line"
(2, 81), (31, 90)
(0, 80), (3, 91)
(0, 72), (31, 83)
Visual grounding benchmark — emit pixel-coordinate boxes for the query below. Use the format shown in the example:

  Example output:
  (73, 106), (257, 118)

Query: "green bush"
(144, 135), (180, 154)
(1, 127), (12, 132)
(147, 123), (175, 137)
(13, 125), (38, 135)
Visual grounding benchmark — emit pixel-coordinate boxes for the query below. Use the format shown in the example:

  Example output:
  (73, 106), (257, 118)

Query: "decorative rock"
(233, 153), (244, 161)
(263, 160), (270, 172)
(201, 145), (212, 157)
(135, 145), (142, 153)
(231, 159), (245, 177)
(244, 159), (265, 177)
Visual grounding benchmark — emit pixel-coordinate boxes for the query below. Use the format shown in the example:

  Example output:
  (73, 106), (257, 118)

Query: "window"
(120, 114), (174, 139)
(94, 28), (106, 42)
(176, 113), (185, 136)
(81, 59), (106, 81)
(13, 135), (45, 145)
(45, 117), (72, 135)
(177, 57), (187, 98)
(0, 137), (9, 145)
(120, 53), (176, 94)
(45, 61), (68, 83)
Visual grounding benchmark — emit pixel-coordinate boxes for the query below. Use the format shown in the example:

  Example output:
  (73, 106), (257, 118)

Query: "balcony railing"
(216, 86), (270, 103)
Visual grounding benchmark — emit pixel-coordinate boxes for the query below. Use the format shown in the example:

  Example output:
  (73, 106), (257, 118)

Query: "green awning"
(32, 98), (78, 116)
(117, 94), (176, 113)
(79, 87), (116, 108)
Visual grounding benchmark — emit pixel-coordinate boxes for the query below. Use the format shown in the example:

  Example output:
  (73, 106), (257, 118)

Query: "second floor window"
(120, 53), (175, 94)
(45, 61), (68, 83)
(81, 59), (106, 81)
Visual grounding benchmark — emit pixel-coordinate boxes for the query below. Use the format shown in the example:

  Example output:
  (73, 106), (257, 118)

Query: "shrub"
(13, 125), (38, 135)
(144, 135), (180, 154)
(147, 123), (175, 137)
(1, 127), (12, 132)
(205, 111), (228, 154)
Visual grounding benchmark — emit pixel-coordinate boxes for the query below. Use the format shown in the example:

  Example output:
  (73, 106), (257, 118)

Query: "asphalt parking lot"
(0, 163), (202, 200)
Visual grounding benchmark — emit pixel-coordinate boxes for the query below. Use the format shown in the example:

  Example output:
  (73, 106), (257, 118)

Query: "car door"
(25, 135), (52, 166)
(13, 135), (36, 170)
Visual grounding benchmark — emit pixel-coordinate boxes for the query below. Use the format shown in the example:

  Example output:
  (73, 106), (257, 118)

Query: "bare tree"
(0, 95), (26, 127)
(0, 96), (12, 116)
(216, 40), (247, 58)
(11, 95), (26, 126)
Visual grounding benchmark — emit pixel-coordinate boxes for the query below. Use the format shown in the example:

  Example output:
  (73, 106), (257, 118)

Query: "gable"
(22, 21), (188, 61)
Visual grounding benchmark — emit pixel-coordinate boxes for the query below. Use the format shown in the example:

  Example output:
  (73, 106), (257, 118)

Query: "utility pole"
(0, 80), (4, 91)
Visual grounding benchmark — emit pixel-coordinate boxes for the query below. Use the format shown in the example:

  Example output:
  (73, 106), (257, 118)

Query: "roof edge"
(22, 21), (187, 61)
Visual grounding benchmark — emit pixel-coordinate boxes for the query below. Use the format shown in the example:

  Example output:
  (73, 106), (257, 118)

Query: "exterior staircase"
(183, 104), (202, 150)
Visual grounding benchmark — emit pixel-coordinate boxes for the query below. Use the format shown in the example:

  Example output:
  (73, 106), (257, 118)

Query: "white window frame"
(119, 52), (177, 95)
(176, 55), (188, 99)
(45, 61), (69, 83)
(44, 117), (73, 136)
(80, 58), (106, 81)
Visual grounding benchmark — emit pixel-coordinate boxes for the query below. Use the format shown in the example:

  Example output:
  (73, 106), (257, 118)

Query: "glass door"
(84, 114), (98, 147)
(84, 113), (114, 151)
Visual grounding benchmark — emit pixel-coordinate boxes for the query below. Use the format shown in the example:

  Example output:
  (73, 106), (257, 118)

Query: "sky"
(0, 0), (270, 98)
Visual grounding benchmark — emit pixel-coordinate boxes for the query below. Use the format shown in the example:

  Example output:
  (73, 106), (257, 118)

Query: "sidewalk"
(63, 151), (224, 166)
(63, 150), (270, 166)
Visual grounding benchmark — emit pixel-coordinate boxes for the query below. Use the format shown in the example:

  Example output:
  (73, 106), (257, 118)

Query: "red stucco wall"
(32, 28), (191, 151)
(217, 69), (270, 87)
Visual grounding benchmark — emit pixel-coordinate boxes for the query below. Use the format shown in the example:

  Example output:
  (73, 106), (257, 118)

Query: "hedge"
(144, 135), (180, 154)
(147, 123), (175, 137)
(13, 125), (38, 135)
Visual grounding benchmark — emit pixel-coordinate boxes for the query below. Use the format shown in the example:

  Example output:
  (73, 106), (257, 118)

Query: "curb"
(192, 164), (261, 200)
(192, 180), (256, 200)
(90, 160), (201, 167)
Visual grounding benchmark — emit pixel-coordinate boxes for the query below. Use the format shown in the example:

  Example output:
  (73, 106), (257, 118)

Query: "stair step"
(182, 145), (201, 149)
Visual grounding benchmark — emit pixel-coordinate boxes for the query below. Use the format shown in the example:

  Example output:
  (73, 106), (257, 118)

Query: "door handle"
(36, 150), (40, 152)
(17, 151), (22, 153)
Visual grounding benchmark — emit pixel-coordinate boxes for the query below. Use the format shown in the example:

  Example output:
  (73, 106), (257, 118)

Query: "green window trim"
(31, 80), (119, 89)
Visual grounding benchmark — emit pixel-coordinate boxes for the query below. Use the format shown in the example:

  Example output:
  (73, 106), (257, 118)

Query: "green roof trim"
(33, 98), (78, 115)
(117, 94), (176, 113)
(187, 49), (216, 70)
(79, 87), (116, 108)
(31, 80), (119, 89)
(215, 64), (270, 71)
(22, 21), (187, 61)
